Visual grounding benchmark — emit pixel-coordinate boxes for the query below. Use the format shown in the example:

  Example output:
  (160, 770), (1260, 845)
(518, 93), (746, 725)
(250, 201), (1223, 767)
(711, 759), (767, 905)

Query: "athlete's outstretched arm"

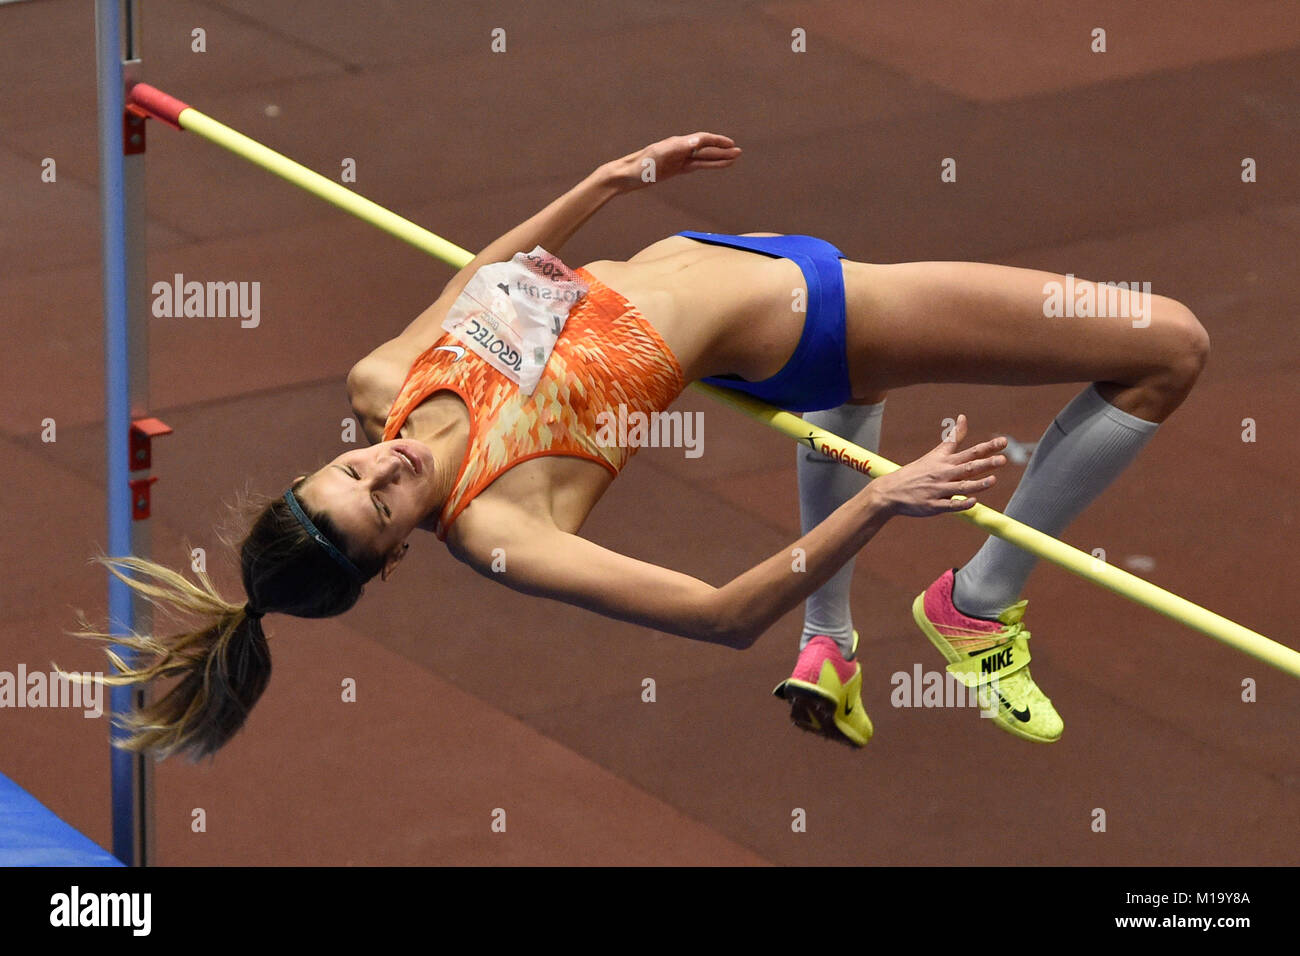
(407, 132), (741, 329)
(458, 419), (1006, 648)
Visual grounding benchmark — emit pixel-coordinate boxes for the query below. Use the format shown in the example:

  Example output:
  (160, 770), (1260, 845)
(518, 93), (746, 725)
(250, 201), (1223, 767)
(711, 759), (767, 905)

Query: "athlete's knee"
(1117, 300), (1207, 421)
(1157, 298), (1210, 394)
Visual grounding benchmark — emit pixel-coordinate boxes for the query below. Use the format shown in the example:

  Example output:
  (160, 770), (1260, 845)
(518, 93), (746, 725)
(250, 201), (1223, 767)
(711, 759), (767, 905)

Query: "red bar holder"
(129, 417), (172, 472)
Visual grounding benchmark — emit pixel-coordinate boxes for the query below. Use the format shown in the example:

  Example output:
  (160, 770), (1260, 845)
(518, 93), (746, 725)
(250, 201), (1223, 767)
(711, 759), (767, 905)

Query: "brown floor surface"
(1, 0), (1296, 865)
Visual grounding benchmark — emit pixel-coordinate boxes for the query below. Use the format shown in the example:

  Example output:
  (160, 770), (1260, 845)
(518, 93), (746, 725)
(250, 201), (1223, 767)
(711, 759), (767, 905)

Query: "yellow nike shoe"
(912, 569), (1063, 743)
(773, 630), (873, 747)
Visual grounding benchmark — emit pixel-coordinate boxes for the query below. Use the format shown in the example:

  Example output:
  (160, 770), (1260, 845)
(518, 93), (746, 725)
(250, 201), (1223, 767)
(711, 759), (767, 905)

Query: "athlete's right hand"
(868, 415), (1007, 518)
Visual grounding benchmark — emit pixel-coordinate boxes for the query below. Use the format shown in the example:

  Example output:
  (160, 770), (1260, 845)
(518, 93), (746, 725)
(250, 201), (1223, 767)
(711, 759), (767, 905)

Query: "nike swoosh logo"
(844, 699), (854, 715)
(992, 689), (1031, 723)
(435, 345), (466, 361)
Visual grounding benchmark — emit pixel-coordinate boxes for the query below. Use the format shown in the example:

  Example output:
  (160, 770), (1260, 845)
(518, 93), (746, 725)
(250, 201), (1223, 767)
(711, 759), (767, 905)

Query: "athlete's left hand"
(608, 133), (741, 192)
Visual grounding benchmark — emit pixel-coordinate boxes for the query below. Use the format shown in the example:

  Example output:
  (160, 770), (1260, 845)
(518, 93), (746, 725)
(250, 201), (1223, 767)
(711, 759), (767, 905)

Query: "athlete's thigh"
(842, 260), (1188, 394)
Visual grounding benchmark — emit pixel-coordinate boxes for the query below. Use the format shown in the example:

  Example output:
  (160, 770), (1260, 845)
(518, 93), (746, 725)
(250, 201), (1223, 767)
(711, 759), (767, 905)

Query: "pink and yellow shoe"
(773, 631), (873, 746)
(911, 569), (1063, 743)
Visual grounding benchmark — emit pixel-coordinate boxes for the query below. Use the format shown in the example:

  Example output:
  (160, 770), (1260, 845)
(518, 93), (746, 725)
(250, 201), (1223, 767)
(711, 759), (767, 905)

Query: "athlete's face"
(295, 439), (437, 566)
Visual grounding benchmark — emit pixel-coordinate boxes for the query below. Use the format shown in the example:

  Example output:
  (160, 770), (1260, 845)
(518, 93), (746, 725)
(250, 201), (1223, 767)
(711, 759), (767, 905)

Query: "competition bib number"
(442, 246), (588, 394)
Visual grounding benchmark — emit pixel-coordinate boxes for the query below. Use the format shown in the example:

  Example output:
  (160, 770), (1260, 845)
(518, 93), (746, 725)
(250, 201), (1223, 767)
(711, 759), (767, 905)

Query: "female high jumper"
(83, 132), (1207, 758)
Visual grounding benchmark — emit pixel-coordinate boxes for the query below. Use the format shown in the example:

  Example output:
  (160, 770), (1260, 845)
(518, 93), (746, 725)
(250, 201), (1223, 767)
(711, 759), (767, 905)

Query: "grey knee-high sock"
(952, 384), (1160, 620)
(798, 400), (886, 658)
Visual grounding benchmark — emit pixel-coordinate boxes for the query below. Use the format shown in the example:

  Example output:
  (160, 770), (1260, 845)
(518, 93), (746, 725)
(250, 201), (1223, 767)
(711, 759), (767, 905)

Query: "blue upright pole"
(95, 0), (143, 867)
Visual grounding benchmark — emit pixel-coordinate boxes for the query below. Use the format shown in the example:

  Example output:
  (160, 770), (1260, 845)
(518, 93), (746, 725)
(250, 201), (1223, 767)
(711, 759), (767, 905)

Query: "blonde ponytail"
(68, 556), (271, 761)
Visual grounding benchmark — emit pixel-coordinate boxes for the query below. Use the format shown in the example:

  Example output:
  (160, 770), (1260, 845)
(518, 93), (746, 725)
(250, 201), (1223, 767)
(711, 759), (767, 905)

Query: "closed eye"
(342, 465), (389, 522)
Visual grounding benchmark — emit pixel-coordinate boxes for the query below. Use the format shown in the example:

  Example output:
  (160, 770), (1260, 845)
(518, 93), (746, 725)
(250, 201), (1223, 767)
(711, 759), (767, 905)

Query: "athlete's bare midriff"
(580, 234), (809, 383)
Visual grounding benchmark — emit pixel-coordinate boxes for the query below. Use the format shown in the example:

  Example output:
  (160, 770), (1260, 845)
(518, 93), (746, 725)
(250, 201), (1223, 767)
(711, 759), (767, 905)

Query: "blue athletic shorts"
(675, 230), (852, 412)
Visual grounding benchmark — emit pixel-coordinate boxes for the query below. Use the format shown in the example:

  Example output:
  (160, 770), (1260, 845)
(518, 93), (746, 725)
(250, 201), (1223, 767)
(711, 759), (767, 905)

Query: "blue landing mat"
(0, 771), (122, 867)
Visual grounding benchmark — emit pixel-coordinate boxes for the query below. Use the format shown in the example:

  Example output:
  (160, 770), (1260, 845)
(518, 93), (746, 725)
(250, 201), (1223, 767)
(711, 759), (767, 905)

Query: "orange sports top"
(382, 267), (686, 539)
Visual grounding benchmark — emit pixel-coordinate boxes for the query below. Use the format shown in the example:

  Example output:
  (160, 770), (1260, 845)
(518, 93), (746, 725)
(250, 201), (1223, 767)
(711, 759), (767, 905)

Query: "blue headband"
(283, 490), (365, 582)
